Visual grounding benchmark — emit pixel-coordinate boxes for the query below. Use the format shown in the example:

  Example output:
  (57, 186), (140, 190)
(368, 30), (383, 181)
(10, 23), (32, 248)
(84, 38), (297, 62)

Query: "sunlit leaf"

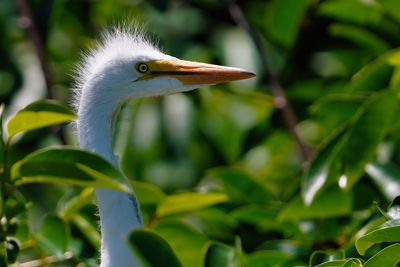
(356, 219), (400, 255)
(7, 99), (76, 140)
(154, 222), (209, 267)
(11, 146), (132, 193)
(363, 244), (400, 267)
(132, 181), (166, 206)
(156, 192), (228, 218)
(36, 214), (68, 257)
(129, 229), (182, 267)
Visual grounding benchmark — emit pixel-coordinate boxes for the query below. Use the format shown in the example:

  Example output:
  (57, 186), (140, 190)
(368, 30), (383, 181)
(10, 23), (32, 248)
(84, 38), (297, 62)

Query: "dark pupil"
(139, 64), (148, 72)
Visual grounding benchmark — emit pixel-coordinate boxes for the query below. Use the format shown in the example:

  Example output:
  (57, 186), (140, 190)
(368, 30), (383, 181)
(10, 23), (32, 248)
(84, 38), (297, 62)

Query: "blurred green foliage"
(1, 0), (400, 266)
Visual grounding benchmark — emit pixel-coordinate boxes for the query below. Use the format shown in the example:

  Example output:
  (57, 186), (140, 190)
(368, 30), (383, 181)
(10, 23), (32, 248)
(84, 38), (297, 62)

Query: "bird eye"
(137, 63), (149, 73)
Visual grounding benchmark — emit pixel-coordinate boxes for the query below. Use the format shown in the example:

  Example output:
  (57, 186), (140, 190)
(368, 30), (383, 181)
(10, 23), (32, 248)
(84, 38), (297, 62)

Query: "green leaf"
(36, 214), (68, 257)
(356, 219), (400, 255)
(11, 146), (132, 193)
(314, 259), (362, 267)
(310, 250), (345, 266)
(278, 187), (353, 221)
(230, 205), (279, 230)
(345, 49), (400, 92)
(132, 181), (166, 206)
(302, 127), (348, 205)
(318, 0), (382, 26)
(156, 192), (228, 218)
(366, 163), (400, 201)
(244, 250), (294, 267)
(380, 0), (400, 23)
(329, 23), (390, 54)
(266, 0), (309, 47)
(363, 244), (400, 267)
(206, 168), (274, 204)
(128, 230), (182, 267)
(7, 99), (76, 140)
(204, 242), (238, 267)
(71, 213), (100, 249)
(342, 91), (397, 189)
(154, 222), (209, 267)
(59, 188), (94, 218)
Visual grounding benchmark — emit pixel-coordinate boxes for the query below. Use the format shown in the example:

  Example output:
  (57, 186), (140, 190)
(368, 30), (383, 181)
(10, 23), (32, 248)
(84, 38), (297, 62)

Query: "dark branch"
(15, 0), (53, 99)
(228, 0), (311, 163)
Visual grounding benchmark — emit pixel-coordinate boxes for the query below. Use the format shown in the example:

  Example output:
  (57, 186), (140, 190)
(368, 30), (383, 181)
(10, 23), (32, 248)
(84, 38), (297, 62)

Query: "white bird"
(73, 27), (255, 267)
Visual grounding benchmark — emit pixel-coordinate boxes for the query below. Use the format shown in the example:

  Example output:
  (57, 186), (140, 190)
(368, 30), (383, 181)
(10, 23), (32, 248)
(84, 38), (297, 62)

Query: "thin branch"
(15, 0), (53, 99)
(228, 0), (311, 163)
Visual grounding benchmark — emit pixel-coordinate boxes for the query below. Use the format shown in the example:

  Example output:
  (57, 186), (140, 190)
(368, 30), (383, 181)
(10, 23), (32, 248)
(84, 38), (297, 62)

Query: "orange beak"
(141, 59), (255, 85)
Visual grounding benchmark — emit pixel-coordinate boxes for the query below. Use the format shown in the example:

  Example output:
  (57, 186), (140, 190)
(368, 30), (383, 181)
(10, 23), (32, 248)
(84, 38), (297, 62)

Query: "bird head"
(74, 28), (255, 111)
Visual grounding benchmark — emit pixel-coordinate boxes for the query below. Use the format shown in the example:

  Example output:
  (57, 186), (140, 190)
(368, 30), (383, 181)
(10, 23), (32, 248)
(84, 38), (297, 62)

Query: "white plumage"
(73, 27), (254, 267)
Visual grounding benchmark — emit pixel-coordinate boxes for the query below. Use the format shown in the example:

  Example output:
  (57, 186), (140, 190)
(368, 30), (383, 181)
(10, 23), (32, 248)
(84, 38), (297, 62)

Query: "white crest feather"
(72, 25), (161, 111)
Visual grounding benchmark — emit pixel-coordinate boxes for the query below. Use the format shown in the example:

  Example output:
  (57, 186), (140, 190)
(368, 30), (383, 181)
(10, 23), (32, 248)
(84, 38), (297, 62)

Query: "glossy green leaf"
(278, 187), (353, 221)
(315, 259), (362, 267)
(36, 214), (68, 257)
(206, 168), (274, 204)
(204, 242), (238, 267)
(11, 146), (131, 193)
(310, 250), (345, 266)
(7, 99), (76, 140)
(363, 244), (400, 267)
(342, 91), (397, 189)
(356, 219), (400, 255)
(266, 0), (308, 47)
(302, 127), (348, 205)
(156, 192), (227, 218)
(128, 229), (182, 267)
(154, 222), (209, 267)
(366, 163), (400, 201)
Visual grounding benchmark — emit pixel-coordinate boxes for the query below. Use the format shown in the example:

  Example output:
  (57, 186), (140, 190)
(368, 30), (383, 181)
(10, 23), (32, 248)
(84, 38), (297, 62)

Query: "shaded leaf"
(266, 0), (309, 47)
(7, 99), (75, 140)
(365, 163), (400, 201)
(11, 146), (131, 193)
(36, 214), (68, 257)
(278, 187), (353, 221)
(206, 167), (274, 204)
(329, 24), (390, 54)
(342, 91), (397, 189)
(205, 242), (238, 267)
(128, 229), (182, 267)
(71, 213), (100, 249)
(302, 127), (348, 205)
(156, 192), (227, 218)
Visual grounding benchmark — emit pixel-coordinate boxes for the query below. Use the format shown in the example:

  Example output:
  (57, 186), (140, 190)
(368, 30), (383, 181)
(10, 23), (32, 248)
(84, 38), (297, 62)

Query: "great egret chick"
(73, 28), (255, 267)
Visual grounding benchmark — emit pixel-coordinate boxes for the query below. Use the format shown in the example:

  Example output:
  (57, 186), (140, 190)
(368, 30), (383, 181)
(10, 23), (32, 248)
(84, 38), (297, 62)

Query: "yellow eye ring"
(137, 63), (149, 73)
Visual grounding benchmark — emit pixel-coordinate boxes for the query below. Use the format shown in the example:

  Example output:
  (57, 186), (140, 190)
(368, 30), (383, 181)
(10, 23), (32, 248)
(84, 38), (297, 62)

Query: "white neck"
(77, 81), (142, 267)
